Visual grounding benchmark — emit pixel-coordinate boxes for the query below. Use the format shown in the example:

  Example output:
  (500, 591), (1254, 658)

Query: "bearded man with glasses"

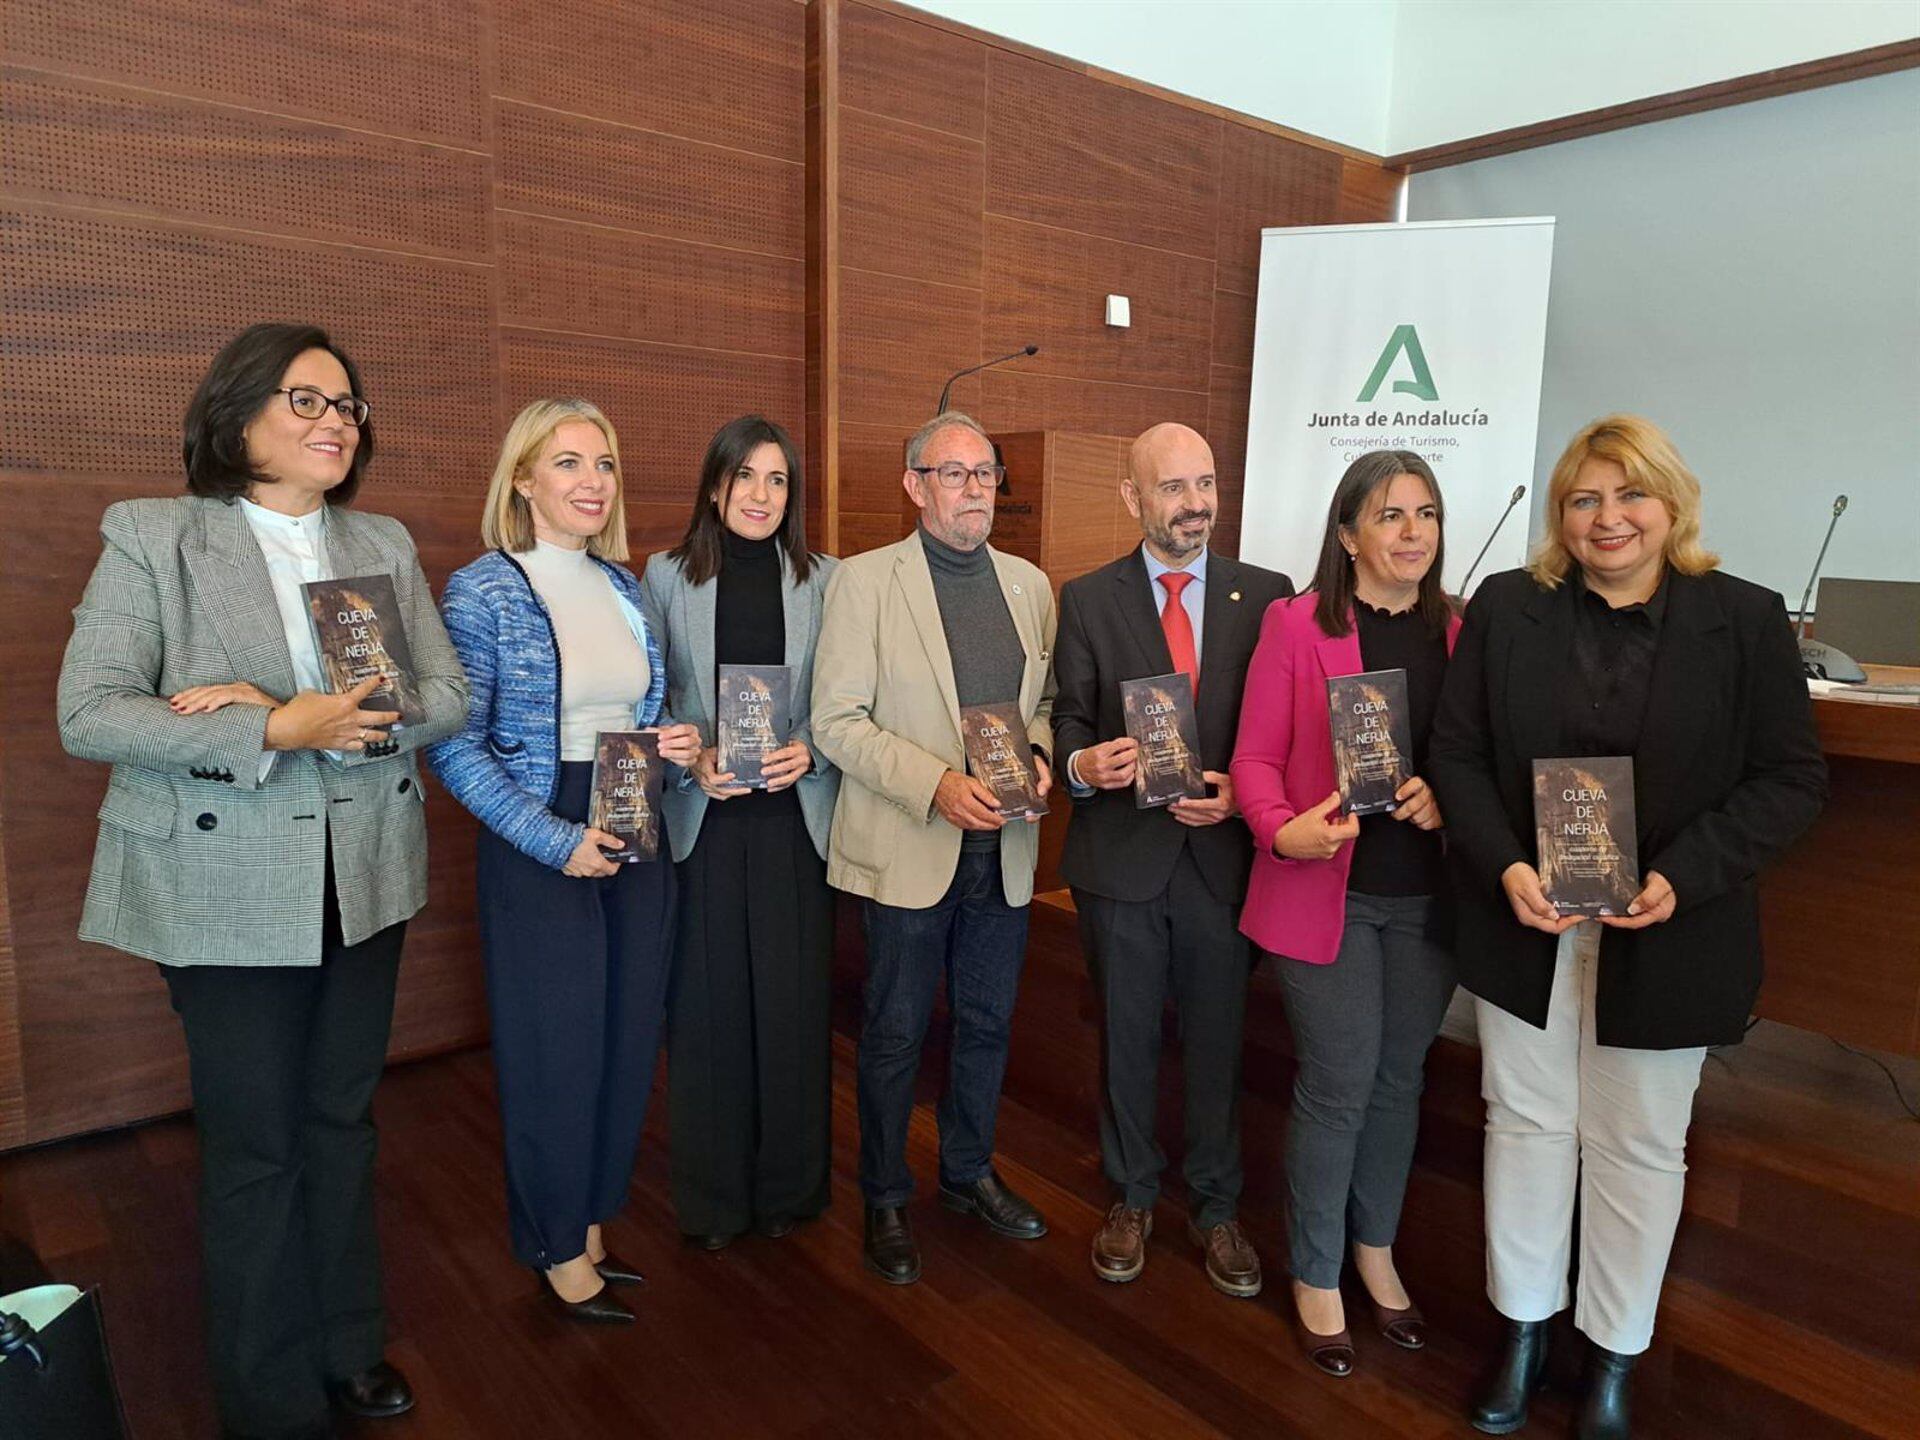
(812, 410), (1057, 1285)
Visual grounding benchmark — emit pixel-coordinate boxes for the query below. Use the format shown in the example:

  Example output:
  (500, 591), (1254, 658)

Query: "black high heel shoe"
(533, 1266), (635, 1324)
(592, 1251), (645, 1286)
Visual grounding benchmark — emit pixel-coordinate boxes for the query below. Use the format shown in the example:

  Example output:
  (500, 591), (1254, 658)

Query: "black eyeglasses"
(276, 386), (370, 426)
(911, 462), (1006, 489)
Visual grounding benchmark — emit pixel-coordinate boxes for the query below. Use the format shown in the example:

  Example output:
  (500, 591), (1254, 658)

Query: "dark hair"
(1310, 450), (1450, 638)
(667, 415), (817, 586)
(182, 322), (373, 505)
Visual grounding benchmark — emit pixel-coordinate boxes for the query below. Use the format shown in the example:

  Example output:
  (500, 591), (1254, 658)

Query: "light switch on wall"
(1105, 294), (1131, 328)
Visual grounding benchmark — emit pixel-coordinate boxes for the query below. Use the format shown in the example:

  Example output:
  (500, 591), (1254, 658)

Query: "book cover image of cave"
(589, 730), (662, 862)
(959, 701), (1048, 820)
(1325, 668), (1410, 816)
(717, 663), (792, 789)
(300, 574), (423, 726)
(1533, 756), (1639, 916)
(1120, 671), (1205, 809)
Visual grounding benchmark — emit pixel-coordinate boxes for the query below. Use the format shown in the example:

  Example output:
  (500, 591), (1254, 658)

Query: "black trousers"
(162, 869), (404, 1440)
(477, 761), (674, 1268)
(666, 798), (834, 1237)
(1074, 846), (1250, 1228)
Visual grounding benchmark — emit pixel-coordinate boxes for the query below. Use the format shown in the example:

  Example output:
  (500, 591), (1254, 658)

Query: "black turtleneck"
(1346, 598), (1449, 898)
(711, 529), (794, 818)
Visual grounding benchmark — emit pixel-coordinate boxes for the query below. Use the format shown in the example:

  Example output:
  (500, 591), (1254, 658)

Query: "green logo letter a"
(1356, 325), (1438, 403)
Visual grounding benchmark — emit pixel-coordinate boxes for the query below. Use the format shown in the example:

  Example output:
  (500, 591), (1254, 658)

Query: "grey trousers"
(1276, 891), (1456, 1288)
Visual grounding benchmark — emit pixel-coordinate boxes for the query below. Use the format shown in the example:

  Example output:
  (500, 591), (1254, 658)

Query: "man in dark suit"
(1052, 422), (1294, 1296)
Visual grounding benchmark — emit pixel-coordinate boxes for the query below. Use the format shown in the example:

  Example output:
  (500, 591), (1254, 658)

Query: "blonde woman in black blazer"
(1428, 415), (1826, 1440)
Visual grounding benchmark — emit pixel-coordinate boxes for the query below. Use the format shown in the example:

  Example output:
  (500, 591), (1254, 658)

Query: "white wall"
(1388, 0), (1920, 153)
(1406, 68), (1920, 602)
(905, 0), (1919, 156)
(908, 0), (1400, 153)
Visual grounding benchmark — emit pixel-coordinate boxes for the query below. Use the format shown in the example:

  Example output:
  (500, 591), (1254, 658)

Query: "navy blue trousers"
(476, 761), (675, 1268)
(857, 847), (1030, 1206)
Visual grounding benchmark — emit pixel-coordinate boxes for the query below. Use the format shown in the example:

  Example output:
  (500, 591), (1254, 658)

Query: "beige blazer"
(811, 533), (1056, 909)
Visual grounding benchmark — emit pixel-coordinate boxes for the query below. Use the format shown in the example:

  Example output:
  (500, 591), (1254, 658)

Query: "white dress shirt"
(1068, 543), (1208, 793)
(240, 498), (335, 778)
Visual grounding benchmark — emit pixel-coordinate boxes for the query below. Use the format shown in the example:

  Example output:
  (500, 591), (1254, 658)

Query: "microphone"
(1795, 494), (1867, 683)
(1458, 484), (1527, 596)
(937, 345), (1038, 413)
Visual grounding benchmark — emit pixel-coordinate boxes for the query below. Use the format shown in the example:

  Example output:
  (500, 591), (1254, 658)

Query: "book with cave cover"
(959, 701), (1049, 821)
(1533, 756), (1639, 916)
(588, 730), (663, 863)
(300, 574), (423, 727)
(1120, 671), (1206, 809)
(1325, 668), (1411, 817)
(716, 663), (792, 790)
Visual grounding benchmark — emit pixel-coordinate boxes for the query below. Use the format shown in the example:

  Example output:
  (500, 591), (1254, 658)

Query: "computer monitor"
(1814, 578), (1920, 667)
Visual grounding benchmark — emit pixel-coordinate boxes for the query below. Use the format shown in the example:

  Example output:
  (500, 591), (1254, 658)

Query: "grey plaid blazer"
(57, 495), (470, 966)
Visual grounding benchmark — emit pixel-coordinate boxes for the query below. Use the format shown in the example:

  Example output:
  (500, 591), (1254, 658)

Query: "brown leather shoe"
(1370, 1296), (1427, 1350)
(1090, 1202), (1153, 1283)
(1187, 1218), (1262, 1298)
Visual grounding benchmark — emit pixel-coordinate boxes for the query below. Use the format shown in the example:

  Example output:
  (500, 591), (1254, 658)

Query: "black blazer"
(1053, 547), (1294, 905)
(1427, 567), (1827, 1049)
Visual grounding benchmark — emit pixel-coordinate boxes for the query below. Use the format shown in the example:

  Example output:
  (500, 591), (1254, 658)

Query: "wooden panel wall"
(0, 0), (808, 1148)
(813, 0), (1401, 561)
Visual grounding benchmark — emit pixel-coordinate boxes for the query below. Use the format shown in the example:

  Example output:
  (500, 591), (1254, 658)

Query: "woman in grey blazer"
(57, 324), (468, 1440)
(642, 415), (840, 1249)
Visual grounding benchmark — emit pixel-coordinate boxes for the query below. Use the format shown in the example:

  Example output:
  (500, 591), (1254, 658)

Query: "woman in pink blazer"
(1230, 451), (1461, 1378)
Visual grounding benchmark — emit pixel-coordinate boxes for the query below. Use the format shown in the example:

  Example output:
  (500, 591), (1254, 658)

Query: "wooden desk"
(1756, 664), (1920, 1055)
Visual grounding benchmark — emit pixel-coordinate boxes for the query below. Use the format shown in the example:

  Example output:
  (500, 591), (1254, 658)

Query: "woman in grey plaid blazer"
(57, 324), (469, 1440)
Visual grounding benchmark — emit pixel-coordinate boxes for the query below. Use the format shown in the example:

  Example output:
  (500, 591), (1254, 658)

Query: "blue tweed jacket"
(427, 549), (668, 870)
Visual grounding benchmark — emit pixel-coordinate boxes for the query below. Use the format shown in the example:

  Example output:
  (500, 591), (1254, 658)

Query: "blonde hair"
(1528, 413), (1718, 589)
(481, 398), (629, 561)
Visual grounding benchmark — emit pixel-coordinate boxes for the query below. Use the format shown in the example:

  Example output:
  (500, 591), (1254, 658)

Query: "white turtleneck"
(517, 540), (647, 761)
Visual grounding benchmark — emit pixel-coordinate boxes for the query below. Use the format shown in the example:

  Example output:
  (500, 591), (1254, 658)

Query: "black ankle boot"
(1469, 1318), (1551, 1435)
(1576, 1344), (1636, 1440)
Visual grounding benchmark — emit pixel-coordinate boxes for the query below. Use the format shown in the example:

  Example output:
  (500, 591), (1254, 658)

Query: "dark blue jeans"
(857, 849), (1031, 1206)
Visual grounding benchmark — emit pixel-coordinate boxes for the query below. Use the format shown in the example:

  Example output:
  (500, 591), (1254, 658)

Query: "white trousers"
(1475, 925), (1707, 1355)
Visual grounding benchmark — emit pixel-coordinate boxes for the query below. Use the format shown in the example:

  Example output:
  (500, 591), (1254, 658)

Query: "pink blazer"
(1230, 594), (1461, 965)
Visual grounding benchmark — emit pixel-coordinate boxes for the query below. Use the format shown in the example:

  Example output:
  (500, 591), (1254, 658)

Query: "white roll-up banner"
(1240, 218), (1555, 597)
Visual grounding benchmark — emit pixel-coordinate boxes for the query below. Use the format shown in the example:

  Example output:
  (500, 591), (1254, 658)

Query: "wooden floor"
(3, 896), (1917, 1439)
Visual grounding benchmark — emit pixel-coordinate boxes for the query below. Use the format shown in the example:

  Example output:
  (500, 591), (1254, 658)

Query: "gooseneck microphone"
(1458, 484), (1527, 596)
(937, 345), (1038, 413)
(1795, 494), (1867, 683)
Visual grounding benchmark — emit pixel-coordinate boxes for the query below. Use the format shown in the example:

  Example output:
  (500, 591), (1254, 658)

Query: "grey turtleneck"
(920, 524), (1028, 849)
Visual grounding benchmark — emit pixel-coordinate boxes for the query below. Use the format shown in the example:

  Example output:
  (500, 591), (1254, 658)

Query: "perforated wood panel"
(983, 215), (1213, 392)
(0, 0), (808, 1147)
(498, 102), (803, 257)
(838, 266), (982, 428)
(984, 51), (1220, 259)
(0, 211), (497, 491)
(840, 0), (986, 139)
(1215, 123), (1343, 295)
(839, 105), (984, 285)
(3, 1), (487, 145)
(497, 0), (805, 163)
(498, 211), (804, 358)
(1, 69), (492, 260)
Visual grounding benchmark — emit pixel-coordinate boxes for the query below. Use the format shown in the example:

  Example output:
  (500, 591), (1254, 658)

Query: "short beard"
(925, 507), (993, 551)
(1147, 512), (1211, 560)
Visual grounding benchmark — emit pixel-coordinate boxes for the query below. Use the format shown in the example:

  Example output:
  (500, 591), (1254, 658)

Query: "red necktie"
(1157, 570), (1199, 692)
